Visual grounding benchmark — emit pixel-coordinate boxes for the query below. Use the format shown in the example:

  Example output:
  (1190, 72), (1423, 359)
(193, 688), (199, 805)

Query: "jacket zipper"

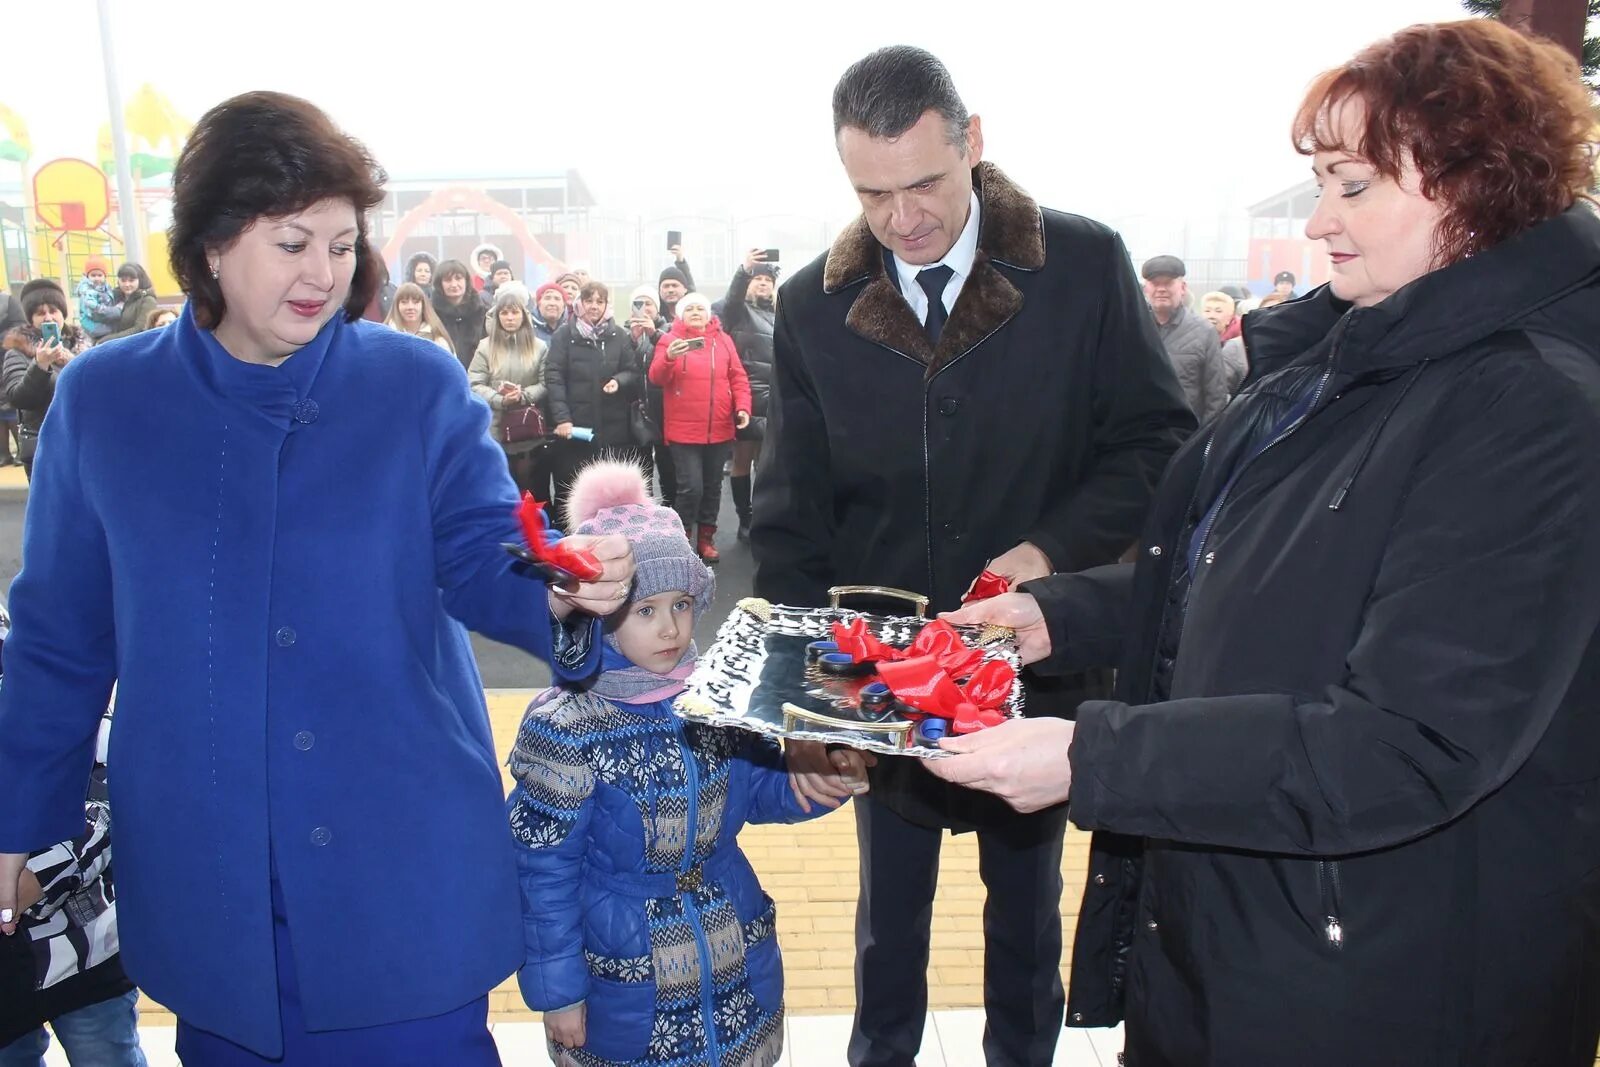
(678, 731), (723, 1065)
(705, 337), (717, 442)
(1316, 860), (1345, 950)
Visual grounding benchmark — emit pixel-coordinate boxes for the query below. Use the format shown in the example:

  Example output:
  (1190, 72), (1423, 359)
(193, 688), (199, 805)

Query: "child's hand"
(544, 1003), (586, 1051)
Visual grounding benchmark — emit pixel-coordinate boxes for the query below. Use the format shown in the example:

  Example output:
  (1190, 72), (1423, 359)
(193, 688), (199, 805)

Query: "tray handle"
(781, 702), (915, 753)
(828, 586), (930, 618)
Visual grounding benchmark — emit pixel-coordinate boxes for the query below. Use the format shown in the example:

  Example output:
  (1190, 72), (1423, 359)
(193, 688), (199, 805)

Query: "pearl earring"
(209, 263), (219, 279)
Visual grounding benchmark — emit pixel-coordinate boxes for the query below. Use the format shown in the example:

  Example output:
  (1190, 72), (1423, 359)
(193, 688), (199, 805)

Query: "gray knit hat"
(566, 459), (714, 612)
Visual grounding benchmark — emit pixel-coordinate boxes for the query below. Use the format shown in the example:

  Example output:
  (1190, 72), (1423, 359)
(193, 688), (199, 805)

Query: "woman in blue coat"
(0, 91), (636, 1065)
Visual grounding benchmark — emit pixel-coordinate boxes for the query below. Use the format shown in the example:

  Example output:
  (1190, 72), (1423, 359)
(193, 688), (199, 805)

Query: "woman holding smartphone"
(649, 291), (750, 564)
(1, 281), (91, 480)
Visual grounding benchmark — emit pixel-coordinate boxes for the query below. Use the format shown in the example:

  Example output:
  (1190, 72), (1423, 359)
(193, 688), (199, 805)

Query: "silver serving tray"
(674, 587), (1024, 760)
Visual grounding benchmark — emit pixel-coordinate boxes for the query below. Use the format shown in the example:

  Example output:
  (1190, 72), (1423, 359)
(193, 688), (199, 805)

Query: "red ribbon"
(830, 619), (900, 663)
(873, 654), (1017, 735)
(963, 569), (1011, 604)
(514, 492), (605, 581)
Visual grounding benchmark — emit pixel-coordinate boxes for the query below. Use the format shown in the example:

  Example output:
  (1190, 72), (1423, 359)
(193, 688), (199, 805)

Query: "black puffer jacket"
(544, 319), (642, 449)
(2, 324), (90, 461)
(433, 292), (487, 370)
(1033, 205), (1600, 1066)
(720, 268), (774, 419)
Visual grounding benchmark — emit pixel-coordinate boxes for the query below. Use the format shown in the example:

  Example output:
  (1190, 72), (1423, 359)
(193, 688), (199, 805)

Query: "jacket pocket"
(741, 895), (784, 1013)
(1316, 860), (1345, 952)
(581, 974), (656, 1061)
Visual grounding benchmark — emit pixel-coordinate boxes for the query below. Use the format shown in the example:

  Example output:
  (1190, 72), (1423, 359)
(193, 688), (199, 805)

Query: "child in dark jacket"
(507, 460), (860, 1066)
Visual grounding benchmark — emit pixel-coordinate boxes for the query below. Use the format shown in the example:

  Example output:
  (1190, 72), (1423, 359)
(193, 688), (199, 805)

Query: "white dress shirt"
(892, 191), (982, 326)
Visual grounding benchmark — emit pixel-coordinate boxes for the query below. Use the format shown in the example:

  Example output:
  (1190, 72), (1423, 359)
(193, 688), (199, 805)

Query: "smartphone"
(632, 298), (648, 312)
(762, 249), (781, 263)
(667, 230), (682, 251)
(39, 321), (61, 346)
(682, 337), (706, 351)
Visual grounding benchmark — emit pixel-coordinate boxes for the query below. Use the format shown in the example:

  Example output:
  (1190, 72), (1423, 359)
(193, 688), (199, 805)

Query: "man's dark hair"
(169, 90), (387, 329)
(832, 46), (970, 149)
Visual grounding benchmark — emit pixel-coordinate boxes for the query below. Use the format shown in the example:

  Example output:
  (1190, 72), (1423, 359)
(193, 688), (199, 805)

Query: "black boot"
(731, 474), (752, 542)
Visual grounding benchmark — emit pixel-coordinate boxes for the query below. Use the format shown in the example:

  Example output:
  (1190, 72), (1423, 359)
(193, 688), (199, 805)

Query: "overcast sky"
(9, 0), (1475, 253)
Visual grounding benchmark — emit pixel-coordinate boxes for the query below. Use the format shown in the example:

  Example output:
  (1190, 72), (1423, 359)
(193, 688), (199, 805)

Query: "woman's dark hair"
(432, 259), (473, 305)
(169, 91), (388, 328)
(117, 263), (154, 290)
(1293, 20), (1594, 266)
(832, 46), (970, 149)
(578, 280), (610, 303)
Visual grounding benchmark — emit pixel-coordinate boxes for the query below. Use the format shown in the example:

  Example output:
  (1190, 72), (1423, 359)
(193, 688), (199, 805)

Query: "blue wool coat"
(508, 672), (824, 1066)
(0, 308), (601, 1056)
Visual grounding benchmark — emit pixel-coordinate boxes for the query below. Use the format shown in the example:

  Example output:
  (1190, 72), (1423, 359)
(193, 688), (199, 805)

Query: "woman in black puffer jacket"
(720, 251), (776, 541)
(543, 280), (645, 528)
(431, 259), (486, 368)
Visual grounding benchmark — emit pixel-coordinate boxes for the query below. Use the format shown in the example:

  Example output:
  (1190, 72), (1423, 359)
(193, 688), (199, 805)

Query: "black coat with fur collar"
(751, 163), (1195, 831)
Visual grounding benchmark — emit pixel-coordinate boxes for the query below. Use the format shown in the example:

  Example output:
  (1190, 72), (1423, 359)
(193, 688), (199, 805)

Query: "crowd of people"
(2, 17), (1600, 1067)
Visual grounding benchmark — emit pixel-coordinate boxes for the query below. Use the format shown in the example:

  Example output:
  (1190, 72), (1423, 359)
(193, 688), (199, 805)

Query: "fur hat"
(658, 266), (689, 289)
(751, 263), (779, 281)
(20, 279), (68, 320)
(675, 291), (712, 316)
(566, 459), (714, 612)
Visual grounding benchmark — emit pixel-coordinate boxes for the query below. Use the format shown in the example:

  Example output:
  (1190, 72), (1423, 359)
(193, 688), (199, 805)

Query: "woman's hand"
(553, 422), (574, 439)
(743, 247), (768, 273)
(666, 339), (690, 360)
(940, 592), (1051, 665)
(546, 534), (635, 619)
(922, 718), (1076, 813)
(33, 339), (59, 370)
(0, 852), (28, 935)
(602, 379), (619, 395)
(735, 410), (750, 430)
(544, 1003), (586, 1050)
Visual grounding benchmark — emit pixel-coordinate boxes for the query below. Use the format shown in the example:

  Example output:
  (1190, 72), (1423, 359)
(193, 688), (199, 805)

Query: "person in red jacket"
(649, 291), (750, 563)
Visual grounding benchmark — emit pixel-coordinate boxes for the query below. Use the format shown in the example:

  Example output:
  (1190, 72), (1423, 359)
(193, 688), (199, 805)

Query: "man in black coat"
(750, 46), (1194, 1067)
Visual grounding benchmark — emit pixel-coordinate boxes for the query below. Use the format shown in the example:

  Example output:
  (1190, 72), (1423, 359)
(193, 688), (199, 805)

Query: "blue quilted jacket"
(508, 673), (830, 1067)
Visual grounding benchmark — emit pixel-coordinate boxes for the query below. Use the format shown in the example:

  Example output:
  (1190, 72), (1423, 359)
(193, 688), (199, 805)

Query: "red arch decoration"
(381, 186), (567, 283)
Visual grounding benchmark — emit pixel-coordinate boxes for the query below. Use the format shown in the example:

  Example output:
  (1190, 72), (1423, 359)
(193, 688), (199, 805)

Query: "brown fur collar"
(822, 162), (1045, 377)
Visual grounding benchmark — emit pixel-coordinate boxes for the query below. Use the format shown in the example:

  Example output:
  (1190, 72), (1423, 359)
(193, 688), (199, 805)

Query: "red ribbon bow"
(873, 655), (1016, 735)
(514, 492), (605, 581)
(830, 619), (900, 663)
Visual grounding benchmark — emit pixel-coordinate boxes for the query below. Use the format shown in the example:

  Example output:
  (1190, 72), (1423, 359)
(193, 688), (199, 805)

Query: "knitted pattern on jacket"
(510, 687), (811, 1067)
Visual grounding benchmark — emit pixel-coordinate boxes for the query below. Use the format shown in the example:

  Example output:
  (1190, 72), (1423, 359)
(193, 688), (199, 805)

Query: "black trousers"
(668, 441), (732, 531)
(848, 795), (1069, 1067)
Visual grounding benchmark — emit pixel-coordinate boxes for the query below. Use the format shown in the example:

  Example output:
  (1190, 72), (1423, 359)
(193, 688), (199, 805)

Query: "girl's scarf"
(590, 638), (696, 704)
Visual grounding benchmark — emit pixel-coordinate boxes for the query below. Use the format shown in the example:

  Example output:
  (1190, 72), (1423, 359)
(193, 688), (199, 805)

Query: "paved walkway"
(123, 689), (1103, 1061)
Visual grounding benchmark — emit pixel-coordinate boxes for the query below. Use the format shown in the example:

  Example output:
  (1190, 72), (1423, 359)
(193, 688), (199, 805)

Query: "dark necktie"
(916, 265), (955, 345)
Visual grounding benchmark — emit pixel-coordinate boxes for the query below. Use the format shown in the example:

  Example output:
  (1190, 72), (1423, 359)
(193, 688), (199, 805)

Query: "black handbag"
(629, 398), (660, 447)
(735, 415), (767, 442)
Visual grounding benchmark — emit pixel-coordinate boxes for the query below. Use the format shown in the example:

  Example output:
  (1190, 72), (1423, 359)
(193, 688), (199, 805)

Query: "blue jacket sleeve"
(415, 343), (600, 680)
(0, 359), (118, 852)
(507, 704), (597, 1011)
(740, 735), (833, 825)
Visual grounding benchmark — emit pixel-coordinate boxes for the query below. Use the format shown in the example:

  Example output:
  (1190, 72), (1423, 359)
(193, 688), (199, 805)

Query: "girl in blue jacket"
(508, 460), (854, 1066)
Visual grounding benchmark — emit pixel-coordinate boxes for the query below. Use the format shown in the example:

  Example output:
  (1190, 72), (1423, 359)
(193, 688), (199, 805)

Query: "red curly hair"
(1293, 20), (1594, 266)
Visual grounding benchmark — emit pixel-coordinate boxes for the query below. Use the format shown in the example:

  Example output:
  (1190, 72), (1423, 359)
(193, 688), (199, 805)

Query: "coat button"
(937, 397), (959, 416)
(1203, 551), (1216, 565)
(310, 826), (332, 847)
(293, 731), (314, 751)
(1148, 545), (1162, 557)
(1146, 919), (1159, 932)
(1094, 873), (1107, 886)
(275, 627), (297, 647)
(1071, 1012), (1085, 1024)
(292, 399), (320, 425)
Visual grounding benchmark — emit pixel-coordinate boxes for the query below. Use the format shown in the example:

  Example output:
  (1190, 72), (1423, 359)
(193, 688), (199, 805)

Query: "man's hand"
(984, 542), (1053, 587)
(735, 411), (750, 430)
(547, 534), (635, 620)
(785, 740), (874, 813)
(544, 1003), (586, 1050)
(669, 244), (685, 262)
(602, 379), (619, 395)
(941, 592), (1051, 665)
(922, 718), (1076, 813)
(553, 422), (574, 439)
(0, 852), (28, 935)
